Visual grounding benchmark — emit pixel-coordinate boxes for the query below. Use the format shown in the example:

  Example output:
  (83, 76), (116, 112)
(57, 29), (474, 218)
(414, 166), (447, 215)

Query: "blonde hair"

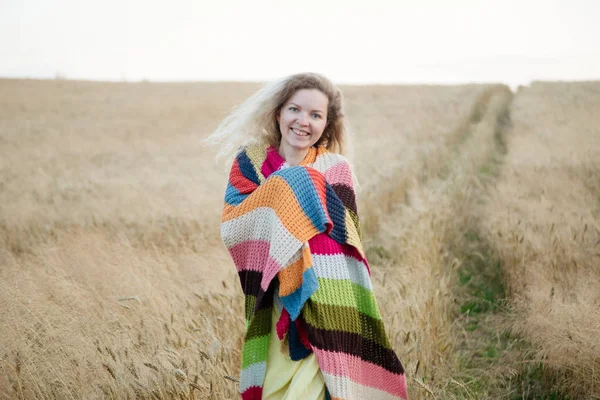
(206, 72), (348, 163)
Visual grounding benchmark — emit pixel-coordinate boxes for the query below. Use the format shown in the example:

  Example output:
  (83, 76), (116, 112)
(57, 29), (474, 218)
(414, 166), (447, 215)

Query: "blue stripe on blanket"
(237, 151), (261, 186)
(280, 267), (319, 321)
(288, 321), (312, 361)
(271, 167), (330, 232)
(326, 183), (348, 244)
(224, 182), (245, 206)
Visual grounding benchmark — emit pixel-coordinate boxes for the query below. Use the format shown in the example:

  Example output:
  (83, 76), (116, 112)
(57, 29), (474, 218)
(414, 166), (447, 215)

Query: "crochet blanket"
(221, 144), (407, 400)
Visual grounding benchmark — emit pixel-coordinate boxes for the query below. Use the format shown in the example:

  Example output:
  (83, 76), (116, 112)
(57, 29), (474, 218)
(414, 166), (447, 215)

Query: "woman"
(208, 73), (407, 400)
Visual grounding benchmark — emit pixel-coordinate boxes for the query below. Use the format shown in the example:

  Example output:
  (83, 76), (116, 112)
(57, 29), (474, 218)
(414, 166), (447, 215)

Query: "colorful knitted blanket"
(221, 144), (408, 400)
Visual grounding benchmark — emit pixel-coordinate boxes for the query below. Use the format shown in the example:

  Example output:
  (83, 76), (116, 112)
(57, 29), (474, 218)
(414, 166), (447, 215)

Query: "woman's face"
(277, 88), (329, 156)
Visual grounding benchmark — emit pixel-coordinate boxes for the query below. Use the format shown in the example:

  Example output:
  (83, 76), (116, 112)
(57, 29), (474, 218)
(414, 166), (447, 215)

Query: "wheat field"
(0, 78), (598, 399)
(478, 82), (600, 398)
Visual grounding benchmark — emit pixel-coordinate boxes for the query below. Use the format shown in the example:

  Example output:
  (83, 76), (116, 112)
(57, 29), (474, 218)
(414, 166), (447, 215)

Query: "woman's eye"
(312, 113), (322, 119)
(289, 107), (298, 112)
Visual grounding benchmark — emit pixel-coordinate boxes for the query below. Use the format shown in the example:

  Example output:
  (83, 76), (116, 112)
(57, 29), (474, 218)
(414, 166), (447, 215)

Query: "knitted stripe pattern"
(221, 144), (407, 400)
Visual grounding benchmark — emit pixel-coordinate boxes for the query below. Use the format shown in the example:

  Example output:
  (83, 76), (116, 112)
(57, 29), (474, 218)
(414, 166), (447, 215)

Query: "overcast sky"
(1, 0), (599, 87)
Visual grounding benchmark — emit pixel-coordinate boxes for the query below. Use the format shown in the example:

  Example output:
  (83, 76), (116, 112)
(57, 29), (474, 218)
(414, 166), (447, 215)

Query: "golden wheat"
(4, 78), (594, 399)
(479, 81), (600, 398)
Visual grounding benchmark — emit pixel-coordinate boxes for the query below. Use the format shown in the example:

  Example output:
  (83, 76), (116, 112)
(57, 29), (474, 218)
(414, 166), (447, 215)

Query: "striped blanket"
(221, 144), (407, 399)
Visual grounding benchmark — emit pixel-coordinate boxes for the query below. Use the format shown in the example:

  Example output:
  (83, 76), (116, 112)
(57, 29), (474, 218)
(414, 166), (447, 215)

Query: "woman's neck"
(278, 144), (309, 166)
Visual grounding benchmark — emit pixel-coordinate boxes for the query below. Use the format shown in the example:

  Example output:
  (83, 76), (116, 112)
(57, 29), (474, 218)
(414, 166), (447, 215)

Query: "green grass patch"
(451, 230), (571, 399)
(458, 231), (505, 318)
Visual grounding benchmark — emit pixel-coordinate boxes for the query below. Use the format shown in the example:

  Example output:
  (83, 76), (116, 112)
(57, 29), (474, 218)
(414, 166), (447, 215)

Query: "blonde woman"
(208, 73), (407, 400)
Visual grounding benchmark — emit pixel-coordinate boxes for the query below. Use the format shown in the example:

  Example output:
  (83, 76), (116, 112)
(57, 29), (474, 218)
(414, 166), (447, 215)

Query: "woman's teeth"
(292, 128), (308, 136)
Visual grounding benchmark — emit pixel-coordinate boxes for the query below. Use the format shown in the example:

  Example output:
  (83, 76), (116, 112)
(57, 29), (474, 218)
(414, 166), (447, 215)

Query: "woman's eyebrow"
(288, 102), (325, 113)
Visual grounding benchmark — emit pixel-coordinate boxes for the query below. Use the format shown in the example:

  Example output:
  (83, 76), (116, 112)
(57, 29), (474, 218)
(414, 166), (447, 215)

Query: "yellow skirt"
(262, 306), (326, 400)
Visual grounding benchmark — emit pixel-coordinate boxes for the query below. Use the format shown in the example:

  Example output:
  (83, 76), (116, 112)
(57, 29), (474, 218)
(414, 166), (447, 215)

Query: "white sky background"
(1, 0), (599, 87)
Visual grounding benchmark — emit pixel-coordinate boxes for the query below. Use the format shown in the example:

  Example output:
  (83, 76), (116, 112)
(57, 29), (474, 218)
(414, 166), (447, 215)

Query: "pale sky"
(1, 0), (599, 87)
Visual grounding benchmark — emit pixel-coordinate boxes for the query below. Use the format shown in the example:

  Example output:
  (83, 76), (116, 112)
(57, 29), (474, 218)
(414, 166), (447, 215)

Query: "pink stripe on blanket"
(229, 241), (286, 290)
(322, 162), (353, 187)
(308, 234), (343, 255)
(229, 240), (304, 292)
(309, 234), (365, 261)
(261, 256), (283, 292)
(313, 348), (407, 398)
(229, 240), (272, 272)
(261, 147), (285, 178)
(276, 308), (291, 340)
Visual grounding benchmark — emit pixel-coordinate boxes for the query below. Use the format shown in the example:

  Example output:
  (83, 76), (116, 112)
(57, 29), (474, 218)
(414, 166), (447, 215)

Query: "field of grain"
(479, 82), (600, 398)
(0, 78), (597, 399)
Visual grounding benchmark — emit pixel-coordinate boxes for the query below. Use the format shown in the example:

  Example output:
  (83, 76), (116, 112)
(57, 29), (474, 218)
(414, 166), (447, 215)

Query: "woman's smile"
(291, 127), (309, 137)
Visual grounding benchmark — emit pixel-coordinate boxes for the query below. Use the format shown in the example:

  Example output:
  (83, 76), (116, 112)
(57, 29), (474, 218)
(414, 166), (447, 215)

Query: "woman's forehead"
(286, 89), (328, 110)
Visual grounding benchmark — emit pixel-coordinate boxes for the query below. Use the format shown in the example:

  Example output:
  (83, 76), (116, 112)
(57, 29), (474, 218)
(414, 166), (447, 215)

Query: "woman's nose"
(297, 113), (309, 126)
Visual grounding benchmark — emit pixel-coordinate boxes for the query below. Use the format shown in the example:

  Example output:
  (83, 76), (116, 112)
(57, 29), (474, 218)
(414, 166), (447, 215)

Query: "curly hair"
(206, 72), (348, 163)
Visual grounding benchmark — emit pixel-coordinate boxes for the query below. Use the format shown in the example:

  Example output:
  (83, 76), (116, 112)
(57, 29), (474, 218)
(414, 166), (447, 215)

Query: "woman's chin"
(284, 141), (312, 152)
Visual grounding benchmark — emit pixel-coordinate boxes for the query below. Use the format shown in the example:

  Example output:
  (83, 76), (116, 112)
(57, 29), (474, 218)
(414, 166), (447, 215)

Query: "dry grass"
(1, 77), (595, 399)
(0, 79), (261, 399)
(479, 82), (600, 398)
(369, 86), (514, 399)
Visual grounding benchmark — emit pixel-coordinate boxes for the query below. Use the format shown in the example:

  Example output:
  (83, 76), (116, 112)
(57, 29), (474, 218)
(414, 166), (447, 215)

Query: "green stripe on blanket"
(241, 335), (270, 369)
(311, 278), (382, 320)
(303, 303), (392, 349)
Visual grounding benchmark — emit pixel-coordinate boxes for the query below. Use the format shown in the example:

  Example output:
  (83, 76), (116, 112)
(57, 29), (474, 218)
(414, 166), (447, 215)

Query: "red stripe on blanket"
(241, 386), (262, 400)
(305, 167), (329, 212)
(230, 159), (259, 193)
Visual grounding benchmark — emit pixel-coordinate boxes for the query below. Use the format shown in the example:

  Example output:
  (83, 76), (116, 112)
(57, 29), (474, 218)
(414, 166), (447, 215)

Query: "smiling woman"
(206, 73), (408, 400)
(206, 73), (346, 165)
(276, 89), (329, 166)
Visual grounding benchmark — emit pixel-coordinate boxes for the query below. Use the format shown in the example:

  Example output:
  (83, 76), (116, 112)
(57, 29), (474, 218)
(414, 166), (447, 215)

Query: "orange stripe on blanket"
(222, 176), (325, 243)
(277, 246), (313, 296)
